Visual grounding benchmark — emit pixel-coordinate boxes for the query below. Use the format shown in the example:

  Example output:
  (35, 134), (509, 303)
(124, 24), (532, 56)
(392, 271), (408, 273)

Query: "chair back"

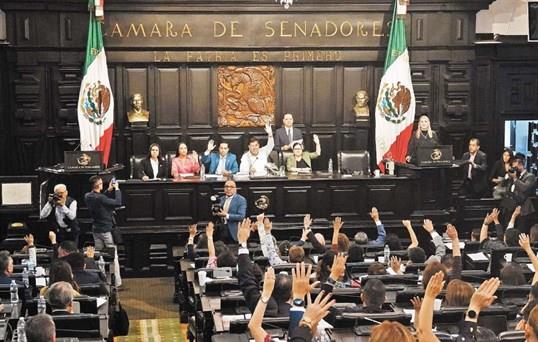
(129, 154), (146, 179)
(337, 150), (370, 174)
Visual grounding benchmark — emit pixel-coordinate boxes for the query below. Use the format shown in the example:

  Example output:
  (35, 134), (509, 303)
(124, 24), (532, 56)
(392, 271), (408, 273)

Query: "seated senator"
(171, 142), (200, 178)
(138, 143), (166, 180)
(201, 140), (238, 175)
(286, 134), (321, 172)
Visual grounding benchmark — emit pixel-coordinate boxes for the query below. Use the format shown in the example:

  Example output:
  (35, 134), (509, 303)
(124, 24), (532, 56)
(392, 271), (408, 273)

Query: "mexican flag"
(77, 1), (114, 165)
(374, 0), (415, 171)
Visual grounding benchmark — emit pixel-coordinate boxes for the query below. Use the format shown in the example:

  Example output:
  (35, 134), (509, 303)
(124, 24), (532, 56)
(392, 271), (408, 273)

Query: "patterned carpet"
(115, 277), (188, 341)
(117, 319), (188, 342)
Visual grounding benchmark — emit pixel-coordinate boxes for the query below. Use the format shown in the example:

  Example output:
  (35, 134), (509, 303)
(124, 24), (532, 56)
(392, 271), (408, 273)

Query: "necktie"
(223, 196), (232, 223)
(287, 129), (292, 143)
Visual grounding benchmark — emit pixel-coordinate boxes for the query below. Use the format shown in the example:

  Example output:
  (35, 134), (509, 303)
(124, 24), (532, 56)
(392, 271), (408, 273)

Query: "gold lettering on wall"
(264, 21), (275, 37)
(127, 24), (147, 37)
(166, 21), (178, 38)
(111, 23), (123, 37)
(150, 24), (162, 37)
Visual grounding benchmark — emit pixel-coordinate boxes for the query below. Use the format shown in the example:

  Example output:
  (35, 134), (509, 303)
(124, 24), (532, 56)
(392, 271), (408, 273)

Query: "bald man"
(215, 180), (247, 243)
(40, 184), (80, 245)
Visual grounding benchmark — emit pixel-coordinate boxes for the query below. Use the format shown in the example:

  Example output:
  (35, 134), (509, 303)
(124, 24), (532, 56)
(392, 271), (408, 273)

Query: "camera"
(210, 195), (222, 216)
(508, 167), (518, 174)
(49, 192), (62, 204)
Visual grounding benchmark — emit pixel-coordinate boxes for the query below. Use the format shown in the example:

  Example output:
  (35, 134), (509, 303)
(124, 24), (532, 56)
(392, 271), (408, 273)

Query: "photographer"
(40, 184), (80, 246)
(502, 157), (537, 233)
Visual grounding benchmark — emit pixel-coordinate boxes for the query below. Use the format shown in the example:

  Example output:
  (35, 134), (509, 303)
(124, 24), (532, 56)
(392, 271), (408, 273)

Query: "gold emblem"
(77, 153), (92, 166)
(430, 149), (442, 161)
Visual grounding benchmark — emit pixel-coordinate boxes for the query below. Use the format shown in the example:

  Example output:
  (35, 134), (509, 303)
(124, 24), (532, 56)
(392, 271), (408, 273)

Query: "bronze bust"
(353, 90), (370, 119)
(127, 93), (150, 123)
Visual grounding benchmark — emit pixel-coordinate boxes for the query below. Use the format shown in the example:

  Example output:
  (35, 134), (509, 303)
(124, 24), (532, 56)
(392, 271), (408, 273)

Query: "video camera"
(210, 195), (223, 223)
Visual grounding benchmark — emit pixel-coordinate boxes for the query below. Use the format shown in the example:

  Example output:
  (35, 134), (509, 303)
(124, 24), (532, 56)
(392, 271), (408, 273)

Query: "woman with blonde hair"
(406, 114), (439, 164)
(369, 321), (415, 342)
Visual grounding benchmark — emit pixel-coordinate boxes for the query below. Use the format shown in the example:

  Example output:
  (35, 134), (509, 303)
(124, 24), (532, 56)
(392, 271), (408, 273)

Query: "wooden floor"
(116, 277), (188, 341)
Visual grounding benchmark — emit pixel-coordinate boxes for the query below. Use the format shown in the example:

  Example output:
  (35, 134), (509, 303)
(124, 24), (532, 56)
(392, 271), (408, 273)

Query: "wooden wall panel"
(312, 67), (337, 127)
(123, 68), (149, 127)
(280, 68), (306, 126)
(187, 67), (212, 128)
(156, 68), (181, 128)
(342, 66), (368, 126)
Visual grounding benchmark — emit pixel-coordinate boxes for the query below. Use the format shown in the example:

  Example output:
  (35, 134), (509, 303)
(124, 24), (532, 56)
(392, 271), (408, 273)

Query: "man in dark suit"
(215, 180), (247, 243)
(201, 140), (239, 175)
(504, 157), (537, 233)
(63, 252), (108, 296)
(460, 138), (488, 198)
(0, 251), (13, 285)
(274, 113), (303, 152)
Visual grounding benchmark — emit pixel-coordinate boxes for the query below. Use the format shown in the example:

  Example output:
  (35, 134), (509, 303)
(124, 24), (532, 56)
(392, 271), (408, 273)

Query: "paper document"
(467, 252), (489, 261)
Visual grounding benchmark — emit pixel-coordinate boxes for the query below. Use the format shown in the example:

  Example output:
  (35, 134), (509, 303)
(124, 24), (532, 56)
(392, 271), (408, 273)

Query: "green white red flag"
(375, 0), (416, 171)
(77, 0), (113, 165)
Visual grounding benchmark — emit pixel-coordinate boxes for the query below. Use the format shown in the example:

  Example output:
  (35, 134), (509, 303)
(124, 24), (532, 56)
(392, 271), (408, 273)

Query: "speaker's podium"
(396, 145), (460, 209)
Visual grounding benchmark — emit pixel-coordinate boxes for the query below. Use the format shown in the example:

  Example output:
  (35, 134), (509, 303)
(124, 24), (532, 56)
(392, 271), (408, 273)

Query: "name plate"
(64, 151), (103, 172)
(417, 145), (453, 167)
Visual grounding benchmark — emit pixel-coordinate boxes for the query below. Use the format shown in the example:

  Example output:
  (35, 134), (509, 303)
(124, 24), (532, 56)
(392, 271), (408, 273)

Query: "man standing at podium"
(40, 184), (80, 246)
(214, 180), (246, 243)
(460, 138), (488, 198)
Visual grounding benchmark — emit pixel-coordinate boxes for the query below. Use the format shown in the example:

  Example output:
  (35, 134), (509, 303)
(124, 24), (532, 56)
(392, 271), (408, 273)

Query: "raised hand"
(390, 256), (402, 274)
(446, 224), (459, 241)
(329, 253), (348, 281)
(370, 207), (379, 221)
(191, 150), (198, 161)
(423, 219), (434, 233)
(188, 224), (198, 238)
(313, 134), (320, 145)
(519, 233), (531, 251)
(264, 122), (273, 136)
(48, 231), (57, 244)
(263, 217), (272, 234)
(410, 296), (423, 312)
(205, 222), (214, 237)
(85, 246), (95, 258)
(513, 206), (522, 218)
(468, 278), (500, 313)
(292, 262), (313, 300)
(237, 218), (251, 244)
(424, 271), (445, 299)
(24, 234), (34, 247)
(302, 291), (336, 335)
(333, 217), (344, 232)
(483, 211), (493, 225)
(303, 214), (313, 229)
(262, 267), (275, 299)
(207, 139), (216, 152)
(402, 220), (412, 229)
(490, 208), (500, 223)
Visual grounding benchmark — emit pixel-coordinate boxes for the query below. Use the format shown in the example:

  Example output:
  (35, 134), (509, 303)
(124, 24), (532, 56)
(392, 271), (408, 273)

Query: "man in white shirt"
(240, 123), (274, 176)
(274, 113), (303, 151)
(40, 184), (80, 245)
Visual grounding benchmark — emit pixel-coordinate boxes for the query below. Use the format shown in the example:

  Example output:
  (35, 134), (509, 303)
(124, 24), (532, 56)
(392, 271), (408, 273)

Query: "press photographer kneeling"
(40, 184), (80, 246)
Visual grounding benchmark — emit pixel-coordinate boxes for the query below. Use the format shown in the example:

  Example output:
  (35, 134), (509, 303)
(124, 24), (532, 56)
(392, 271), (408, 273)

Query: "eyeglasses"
(224, 185), (236, 188)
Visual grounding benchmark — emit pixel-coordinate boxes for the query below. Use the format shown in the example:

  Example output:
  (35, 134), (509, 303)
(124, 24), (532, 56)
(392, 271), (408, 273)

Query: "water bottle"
(98, 256), (106, 275)
(17, 317), (26, 342)
(10, 280), (18, 304)
(279, 165), (285, 177)
(328, 158), (333, 173)
(28, 246), (37, 270)
(37, 295), (46, 314)
(383, 245), (390, 266)
(22, 268), (29, 288)
(200, 164), (205, 180)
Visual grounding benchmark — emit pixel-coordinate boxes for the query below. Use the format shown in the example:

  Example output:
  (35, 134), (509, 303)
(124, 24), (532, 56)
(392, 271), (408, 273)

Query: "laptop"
(416, 145), (453, 167)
